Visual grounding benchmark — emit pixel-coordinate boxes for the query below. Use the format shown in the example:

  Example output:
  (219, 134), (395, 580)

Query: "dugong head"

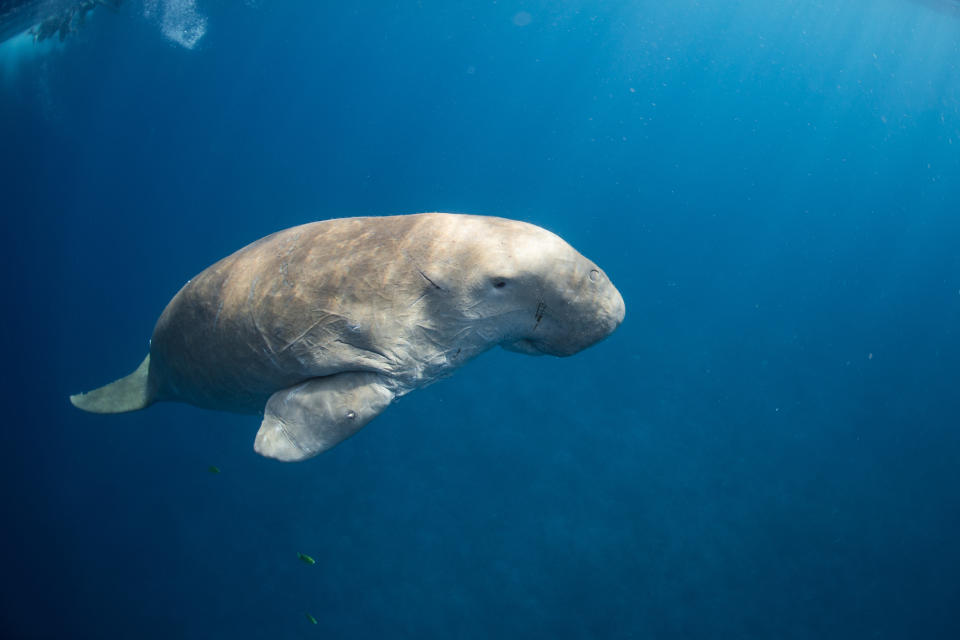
(423, 215), (625, 357)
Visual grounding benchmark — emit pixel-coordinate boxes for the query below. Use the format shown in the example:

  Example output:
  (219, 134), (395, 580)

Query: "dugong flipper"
(254, 373), (395, 461)
(70, 213), (625, 462)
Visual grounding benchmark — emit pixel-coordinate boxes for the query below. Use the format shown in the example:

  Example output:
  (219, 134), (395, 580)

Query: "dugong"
(70, 213), (625, 461)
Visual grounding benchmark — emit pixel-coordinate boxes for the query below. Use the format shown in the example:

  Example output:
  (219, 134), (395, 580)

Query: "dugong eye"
(492, 279), (508, 289)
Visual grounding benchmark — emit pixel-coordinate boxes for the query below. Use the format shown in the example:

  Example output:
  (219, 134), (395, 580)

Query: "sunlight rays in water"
(0, 29), (58, 83)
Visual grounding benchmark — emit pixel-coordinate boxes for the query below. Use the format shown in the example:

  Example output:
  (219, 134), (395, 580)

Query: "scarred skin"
(148, 213), (625, 413)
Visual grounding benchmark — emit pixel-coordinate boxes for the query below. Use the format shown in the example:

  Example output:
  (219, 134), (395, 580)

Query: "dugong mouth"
(501, 339), (545, 356)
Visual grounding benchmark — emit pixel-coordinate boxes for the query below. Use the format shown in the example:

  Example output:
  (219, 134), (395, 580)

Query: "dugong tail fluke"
(70, 355), (154, 414)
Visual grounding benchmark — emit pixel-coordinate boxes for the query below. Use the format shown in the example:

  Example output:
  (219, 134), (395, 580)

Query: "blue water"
(2, 1), (959, 637)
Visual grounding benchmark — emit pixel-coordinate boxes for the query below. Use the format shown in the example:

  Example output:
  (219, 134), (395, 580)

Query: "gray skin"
(70, 213), (625, 461)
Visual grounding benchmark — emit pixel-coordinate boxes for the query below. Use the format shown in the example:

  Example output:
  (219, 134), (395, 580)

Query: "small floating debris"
(297, 552), (315, 565)
(305, 612), (318, 625)
(208, 465), (221, 474)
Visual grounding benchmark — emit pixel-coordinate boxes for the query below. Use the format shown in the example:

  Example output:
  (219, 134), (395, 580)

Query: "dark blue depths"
(1, 1), (959, 637)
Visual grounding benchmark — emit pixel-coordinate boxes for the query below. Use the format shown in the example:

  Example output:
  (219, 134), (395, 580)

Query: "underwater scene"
(1, 1), (959, 638)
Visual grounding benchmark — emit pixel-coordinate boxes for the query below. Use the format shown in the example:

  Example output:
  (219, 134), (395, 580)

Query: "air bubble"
(345, 410), (357, 420)
(589, 269), (600, 282)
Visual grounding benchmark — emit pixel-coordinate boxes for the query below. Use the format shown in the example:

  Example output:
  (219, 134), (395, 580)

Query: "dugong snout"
(605, 281), (627, 329)
(552, 284), (625, 356)
(514, 264), (625, 358)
